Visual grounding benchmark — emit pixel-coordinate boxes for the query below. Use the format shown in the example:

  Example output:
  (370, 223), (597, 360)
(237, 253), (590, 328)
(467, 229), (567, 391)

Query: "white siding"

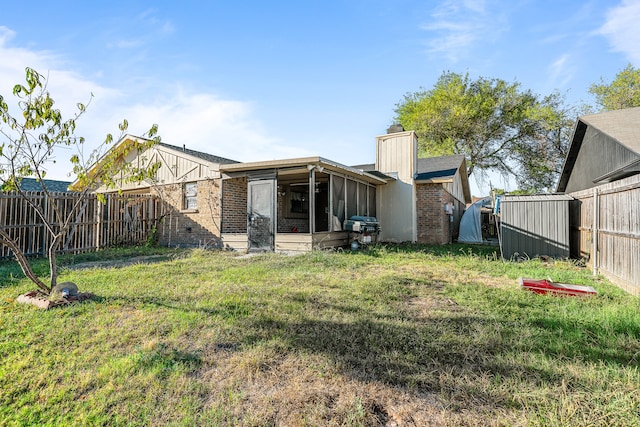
(99, 145), (220, 192)
(375, 131), (418, 242)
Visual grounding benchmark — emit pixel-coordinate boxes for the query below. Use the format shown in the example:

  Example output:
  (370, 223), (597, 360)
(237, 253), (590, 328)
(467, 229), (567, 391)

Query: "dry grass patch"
(1, 244), (638, 426)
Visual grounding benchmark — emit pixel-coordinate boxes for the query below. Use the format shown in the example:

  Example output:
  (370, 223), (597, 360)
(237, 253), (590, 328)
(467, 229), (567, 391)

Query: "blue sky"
(1, 0), (639, 195)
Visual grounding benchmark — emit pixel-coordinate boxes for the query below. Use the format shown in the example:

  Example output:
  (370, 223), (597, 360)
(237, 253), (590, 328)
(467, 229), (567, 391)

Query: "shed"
(500, 194), (573, 260)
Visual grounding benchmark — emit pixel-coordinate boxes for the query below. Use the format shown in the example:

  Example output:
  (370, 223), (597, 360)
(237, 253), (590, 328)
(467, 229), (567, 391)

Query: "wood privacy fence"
(569, 174), (640, 295)
(0, 192), (161, 258)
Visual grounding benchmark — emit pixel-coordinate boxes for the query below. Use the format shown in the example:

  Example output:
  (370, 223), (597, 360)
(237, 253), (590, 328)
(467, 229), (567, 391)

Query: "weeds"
(0, 244), (638, 426)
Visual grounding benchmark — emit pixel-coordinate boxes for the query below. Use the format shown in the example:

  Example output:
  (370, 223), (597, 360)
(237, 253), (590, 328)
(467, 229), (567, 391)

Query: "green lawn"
(1, 245), (638, 426)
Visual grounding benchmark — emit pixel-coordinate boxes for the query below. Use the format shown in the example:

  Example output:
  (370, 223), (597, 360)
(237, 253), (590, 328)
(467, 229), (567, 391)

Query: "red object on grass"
(519, 278), (597, 296)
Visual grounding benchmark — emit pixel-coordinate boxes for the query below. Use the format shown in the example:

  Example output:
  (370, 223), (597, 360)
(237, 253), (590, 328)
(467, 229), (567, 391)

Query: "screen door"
(248, 179), (275, 251)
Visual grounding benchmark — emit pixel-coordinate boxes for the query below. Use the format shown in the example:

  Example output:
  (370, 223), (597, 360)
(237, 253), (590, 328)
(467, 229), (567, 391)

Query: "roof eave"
(220, 157), (387, 184)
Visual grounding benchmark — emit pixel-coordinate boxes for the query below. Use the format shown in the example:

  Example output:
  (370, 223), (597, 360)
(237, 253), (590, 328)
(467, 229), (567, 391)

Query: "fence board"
(0, 192), (159, 259)
(570, 174), (640, 295)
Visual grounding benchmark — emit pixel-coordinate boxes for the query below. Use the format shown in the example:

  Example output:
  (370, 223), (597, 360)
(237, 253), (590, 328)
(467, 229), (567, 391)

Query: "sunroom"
(219, 157), (388, 252)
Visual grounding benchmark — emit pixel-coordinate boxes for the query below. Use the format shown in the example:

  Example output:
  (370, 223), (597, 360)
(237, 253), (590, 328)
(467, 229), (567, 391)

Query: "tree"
(509, 92), (585, 192)
(395, 71), (574, 192)
(589, 64), (640, 111)
(0, 67), (161, 295)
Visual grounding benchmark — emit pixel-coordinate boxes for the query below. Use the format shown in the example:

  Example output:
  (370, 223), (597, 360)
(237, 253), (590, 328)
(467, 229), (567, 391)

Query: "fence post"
(592, 187), (598, 276)
(41, 192), (48, 257)
(96, 198), (102, 250)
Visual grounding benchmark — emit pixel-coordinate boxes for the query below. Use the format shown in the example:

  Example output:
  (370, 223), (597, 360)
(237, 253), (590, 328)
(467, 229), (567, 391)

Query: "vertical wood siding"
(570, 174), (640, 294)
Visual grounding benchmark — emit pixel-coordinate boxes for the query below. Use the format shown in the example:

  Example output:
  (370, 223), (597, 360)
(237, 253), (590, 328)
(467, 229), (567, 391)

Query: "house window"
(289, 189), (307, 214)
(184, 182), (198, 210)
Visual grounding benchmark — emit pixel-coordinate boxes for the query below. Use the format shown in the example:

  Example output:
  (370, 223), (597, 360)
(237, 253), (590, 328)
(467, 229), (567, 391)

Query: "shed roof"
(502, 194), (573, 202)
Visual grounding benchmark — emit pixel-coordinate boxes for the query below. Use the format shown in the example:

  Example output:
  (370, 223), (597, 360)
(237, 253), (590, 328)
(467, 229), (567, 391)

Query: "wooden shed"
(500, 194), (573, 260)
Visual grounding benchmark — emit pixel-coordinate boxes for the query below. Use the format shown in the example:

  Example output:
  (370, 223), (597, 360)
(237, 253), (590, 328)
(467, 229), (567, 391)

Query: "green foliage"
(0, 67), (162, 293)
(589, 63), (640, 111)
(395, 71), (577, 192)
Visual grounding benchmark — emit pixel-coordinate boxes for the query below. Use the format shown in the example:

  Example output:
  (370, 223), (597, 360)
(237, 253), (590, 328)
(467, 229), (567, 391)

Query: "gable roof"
(415, 154), (467, 179)
(557, 107), (640, 192)
(415, 154), (471, 202)
(579, 107), (640, 153)
(158, 142), (238, 165)
(70, 134), (240, 191)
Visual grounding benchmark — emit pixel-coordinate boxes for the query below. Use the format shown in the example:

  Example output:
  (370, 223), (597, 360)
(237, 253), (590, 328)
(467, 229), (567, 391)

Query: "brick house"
(74, 136), (239, 248)
(355, 127), (470, 245)
(81, 128), (471, 251)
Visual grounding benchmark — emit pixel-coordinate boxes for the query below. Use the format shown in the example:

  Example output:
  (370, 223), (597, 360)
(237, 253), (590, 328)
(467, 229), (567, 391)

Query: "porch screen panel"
(358, 183), (367, 216)
(368, 186), (376, 217)
(346, 180), (357, 219)
(332, 175), (345, 226)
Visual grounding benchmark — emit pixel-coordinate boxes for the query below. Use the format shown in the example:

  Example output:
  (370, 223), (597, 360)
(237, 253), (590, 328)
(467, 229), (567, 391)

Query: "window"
(290, 190), (307, 214)
(184, 182), (198, 210)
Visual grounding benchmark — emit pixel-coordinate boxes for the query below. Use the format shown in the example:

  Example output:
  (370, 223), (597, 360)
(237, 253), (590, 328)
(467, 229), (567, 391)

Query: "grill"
(343, 215), (380, 245)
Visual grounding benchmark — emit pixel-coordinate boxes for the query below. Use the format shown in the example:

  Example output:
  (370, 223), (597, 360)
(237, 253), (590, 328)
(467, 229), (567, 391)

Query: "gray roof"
(17, 178), (71, 192)
(352, 154), (466, 178)
(416, 154), (466, 176)
(158, 142), (239, 165)
(350, 163), (396, 180)
(579, 107), (640, 154)
(351, 163), (375, 171)
(502, 194), (573, 202)
(557, 107), (640, 192)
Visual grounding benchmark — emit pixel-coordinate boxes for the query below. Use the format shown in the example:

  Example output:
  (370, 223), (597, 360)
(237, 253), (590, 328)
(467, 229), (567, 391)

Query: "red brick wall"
(416, 183), (464, 245)
(221, 177), (248, 233)
(153, 179), (223, 248)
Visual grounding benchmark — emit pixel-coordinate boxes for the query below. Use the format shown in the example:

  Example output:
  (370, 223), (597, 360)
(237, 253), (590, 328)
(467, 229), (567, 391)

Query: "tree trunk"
(0, 229), (51, 294)
(48, 234), (62, 289)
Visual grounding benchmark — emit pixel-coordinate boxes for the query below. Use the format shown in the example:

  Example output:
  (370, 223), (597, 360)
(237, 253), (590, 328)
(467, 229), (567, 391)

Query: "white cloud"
(111, 89), (312, 164)
(0, 26), (296, 181)
(599, 0), (640, 65)
(547, 53), (575, 89)
(422, 0), (506, 62)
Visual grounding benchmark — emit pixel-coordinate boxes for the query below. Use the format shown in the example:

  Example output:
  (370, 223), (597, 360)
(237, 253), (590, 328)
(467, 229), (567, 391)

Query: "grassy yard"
(1, 244), (639, 426)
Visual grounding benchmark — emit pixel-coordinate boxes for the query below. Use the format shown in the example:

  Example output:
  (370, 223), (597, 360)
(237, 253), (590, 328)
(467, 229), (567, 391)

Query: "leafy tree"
(509, 92), (587, 192)
(395, 71), (574, 192)
(0, 67), (161, 295)
(589, 64), (640, 111)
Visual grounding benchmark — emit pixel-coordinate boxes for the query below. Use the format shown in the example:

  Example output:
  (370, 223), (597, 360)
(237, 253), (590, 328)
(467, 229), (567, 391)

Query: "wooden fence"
(569, 174), (640, 295)
(0, 191), (160, 258)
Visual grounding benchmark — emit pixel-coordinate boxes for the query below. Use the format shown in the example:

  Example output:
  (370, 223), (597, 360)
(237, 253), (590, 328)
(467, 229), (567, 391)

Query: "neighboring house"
(14, 178), (71, 192)
(557, 106), (640, 193)
(78, 126), (471, 251)
(554, 107), (640, 294)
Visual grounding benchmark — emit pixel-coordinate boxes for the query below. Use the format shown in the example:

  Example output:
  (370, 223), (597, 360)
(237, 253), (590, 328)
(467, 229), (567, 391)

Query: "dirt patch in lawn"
(65, 255), (172, 270)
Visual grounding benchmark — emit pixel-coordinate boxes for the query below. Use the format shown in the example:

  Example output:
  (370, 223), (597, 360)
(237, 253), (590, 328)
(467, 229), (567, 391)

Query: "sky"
(1, 0), (639, 196)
